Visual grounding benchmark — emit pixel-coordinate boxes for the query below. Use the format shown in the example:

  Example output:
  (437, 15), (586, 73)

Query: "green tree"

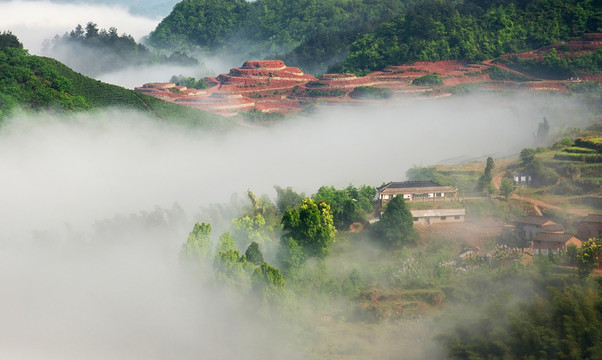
(576, 237), (602, 277)
(536, 117), (550, 143)
(520, 148), (536, 166)
(245, 241), (264, 265)
(478, 157), (495, 193)
(213, 248), (252, 289)
(373, 195), (417, 247)
(215, 232), (235, 253)
(180, 222), (213, 262)
(500, 178), (515, 200)
(281, 198), (337, 258)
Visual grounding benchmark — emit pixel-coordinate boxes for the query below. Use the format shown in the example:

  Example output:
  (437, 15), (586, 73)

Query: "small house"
(513, 172), (532, 185)
(532, 233), (582, 255)
(576, 214), (602, 240)
(377, 181), (457, 206)
(515, 216), (562, 241)
(411, 208), (466, 225)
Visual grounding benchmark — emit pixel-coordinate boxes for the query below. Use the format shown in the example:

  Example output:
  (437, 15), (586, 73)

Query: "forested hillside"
(147, 0), (601, 74)
(0, 32), (232, 129)
(331, 0), (602, 74)
(147, 0), (409, 63)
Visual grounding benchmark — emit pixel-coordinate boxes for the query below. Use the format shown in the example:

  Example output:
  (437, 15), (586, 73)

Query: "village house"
(411, 208), (466, 225)
(576, 214), (602, 240)
(513, 172), (532, 185)
(515, 216), (563, 241)
(532, 233), (582, 255)
(376, 181), (457, 206)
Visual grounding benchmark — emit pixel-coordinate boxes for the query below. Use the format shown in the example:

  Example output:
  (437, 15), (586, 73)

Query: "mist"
(0, 0), (158, 54)
(0, 93), (592, 358)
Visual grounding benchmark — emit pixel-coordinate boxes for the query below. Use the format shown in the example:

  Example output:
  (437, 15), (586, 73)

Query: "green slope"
(41, 56), (235, 129)
(0, 32), (234, 130)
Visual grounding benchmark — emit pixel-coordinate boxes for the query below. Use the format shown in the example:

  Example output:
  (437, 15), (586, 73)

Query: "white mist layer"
(0, 94), (590, 358)
(0, 0), (158, 54)
(96, 64), (203, 89)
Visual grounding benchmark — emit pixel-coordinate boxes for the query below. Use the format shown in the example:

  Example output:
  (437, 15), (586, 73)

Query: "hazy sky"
(0, 93), (594, 358)
(0, 0), (160, 54)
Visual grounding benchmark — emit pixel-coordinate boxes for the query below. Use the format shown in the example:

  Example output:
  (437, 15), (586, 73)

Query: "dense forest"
(147, 0), (410, 65)
(146, 0), (601, 74)
(331, 0), (602, 74)
(44, 23), (198, 76)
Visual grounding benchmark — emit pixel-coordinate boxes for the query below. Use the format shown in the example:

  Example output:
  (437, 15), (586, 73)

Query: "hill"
(135, 33), (602, 118)
(146, 0), (601, 74)
(0, 32), (234, 129)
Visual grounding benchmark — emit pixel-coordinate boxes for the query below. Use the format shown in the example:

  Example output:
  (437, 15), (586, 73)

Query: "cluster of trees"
(169, 75), (209, 89)
(44, 23), (199, 76)
(440, 275), (602, 359)
(0, 31), (88, 119)
(180, 184), (418, 291)
(330, 0), (602, 75)
(501, 47), (602, 80)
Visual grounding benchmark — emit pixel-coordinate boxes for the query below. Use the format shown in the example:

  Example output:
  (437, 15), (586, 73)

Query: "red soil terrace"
(135, 34), (602, 117)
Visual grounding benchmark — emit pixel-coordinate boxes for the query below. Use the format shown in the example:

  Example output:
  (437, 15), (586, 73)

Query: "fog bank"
(0, 93), (592, 358)
(0, 0), (158, 54)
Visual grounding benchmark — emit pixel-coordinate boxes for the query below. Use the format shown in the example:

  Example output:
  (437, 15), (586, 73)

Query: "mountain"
(146, 0), (602, 74)
(0, 32), (233, 129)
(146, 0), (408, 66)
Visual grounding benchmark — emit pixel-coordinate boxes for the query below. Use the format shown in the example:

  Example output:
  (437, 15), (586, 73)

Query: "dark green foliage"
(332, 0), (602, 75)
(348, 86), (393, 99)
(482, 65), (531, 81)
(245, 241), (264, 265)
(148, 0), (250, 51)
(478, 157), (495, 192)
(501, 47), (602, 79)
(148, 0), (406, 61)
(313, 185), (376, 230)
(0, 45), (88, 119)
(170, 75), (209, 89)
(440, 280), (602, 359)
(274, 186), (304, 214)
(281, 198), (337, 258)
(305, 88), (347, 97)
(0, 31), (23, 49)
(46, 23), (198, 76)
(412, 74), (442, 86)
(373, 195), (417, 248)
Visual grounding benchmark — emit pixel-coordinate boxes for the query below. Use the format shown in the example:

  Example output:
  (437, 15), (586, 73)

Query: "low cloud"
(0, 0), (158, 54)
(0, 93), (592, 358)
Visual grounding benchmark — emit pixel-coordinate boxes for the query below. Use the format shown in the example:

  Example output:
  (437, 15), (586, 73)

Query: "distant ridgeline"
(44, 23), (199, 77)
(147, 0), (601, 75)
(0, 31), (232, 129)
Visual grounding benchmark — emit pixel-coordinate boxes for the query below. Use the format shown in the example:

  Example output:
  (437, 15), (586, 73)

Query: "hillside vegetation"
(0, 32), (232, 129)
(331, 0), (602, 75)
(146, 0), (601, 74)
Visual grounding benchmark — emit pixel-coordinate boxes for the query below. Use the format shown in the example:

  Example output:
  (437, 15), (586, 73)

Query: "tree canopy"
(373, 195), (417, 247)
(281, 198), (337, 258)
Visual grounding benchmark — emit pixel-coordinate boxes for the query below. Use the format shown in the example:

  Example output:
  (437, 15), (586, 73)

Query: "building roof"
(580, 214), (602, 223)
(542, 223), (565, 232)
(533, 232), (579, 243)
(515, 216), (555, 226)
(411, 208), (466, 217)
(377, 181), (456, 193)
